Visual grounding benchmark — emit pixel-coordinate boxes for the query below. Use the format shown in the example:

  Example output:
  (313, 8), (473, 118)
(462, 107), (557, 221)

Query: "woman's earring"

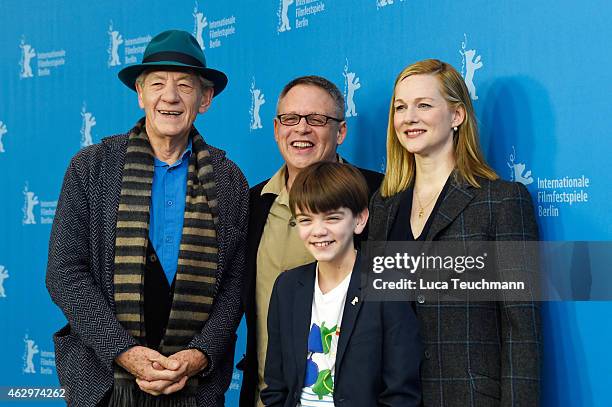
(453, 126), (458, 132)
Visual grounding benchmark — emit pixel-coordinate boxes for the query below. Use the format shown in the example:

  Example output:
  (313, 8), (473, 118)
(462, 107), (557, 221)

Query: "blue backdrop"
(1, 1), (610, 405)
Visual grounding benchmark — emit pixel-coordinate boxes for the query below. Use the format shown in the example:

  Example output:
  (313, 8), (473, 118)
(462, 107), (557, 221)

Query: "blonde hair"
(381, 59), (498, 197)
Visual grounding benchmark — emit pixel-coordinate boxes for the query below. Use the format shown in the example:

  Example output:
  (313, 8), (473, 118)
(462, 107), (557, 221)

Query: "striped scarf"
(111, 119), (218, 406)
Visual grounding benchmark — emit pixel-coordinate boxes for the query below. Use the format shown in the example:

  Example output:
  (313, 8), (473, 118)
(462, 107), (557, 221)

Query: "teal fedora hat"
(118, 29), (228, 97)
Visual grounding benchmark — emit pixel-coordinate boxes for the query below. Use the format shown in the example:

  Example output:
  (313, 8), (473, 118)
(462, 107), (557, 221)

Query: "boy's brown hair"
(289, 162), (369, 216)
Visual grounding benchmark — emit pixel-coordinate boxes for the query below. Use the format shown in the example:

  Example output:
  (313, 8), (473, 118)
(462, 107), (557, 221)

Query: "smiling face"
(136, 70), (213, 141)
(274, 84), (347, 180)
(393, 74), (465, 158)
(295, 207), (367, 267)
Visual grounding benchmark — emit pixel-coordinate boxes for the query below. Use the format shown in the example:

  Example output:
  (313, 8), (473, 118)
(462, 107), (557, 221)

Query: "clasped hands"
(116, 346), (208, 396)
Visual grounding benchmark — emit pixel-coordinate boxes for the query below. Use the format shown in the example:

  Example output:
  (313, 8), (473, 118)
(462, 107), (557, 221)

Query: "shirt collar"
(261, 165), (287, 196)
(153, 137), (193, 168)
(261, 155), (346, 197)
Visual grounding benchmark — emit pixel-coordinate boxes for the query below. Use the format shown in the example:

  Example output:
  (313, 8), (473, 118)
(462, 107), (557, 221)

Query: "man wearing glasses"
(238, 76), (383, 406)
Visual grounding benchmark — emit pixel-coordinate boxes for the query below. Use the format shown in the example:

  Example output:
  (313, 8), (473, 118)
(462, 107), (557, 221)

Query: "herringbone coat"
(368, 176), (541, 407)
(46, 132), (248, 406)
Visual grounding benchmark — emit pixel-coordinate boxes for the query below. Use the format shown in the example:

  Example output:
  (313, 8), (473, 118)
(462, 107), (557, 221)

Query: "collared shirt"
(255, 165), (315, 405)
(149, 138), (192, 284)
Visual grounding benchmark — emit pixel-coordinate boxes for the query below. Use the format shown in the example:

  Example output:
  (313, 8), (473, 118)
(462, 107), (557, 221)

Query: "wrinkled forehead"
(141, 67), (199, 82)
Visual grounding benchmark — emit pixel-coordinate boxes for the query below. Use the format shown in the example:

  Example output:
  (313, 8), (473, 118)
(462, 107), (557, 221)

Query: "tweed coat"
(239, 165), (383, 407)
(46, 131), (248, 407)
(368, 176), (541, 407)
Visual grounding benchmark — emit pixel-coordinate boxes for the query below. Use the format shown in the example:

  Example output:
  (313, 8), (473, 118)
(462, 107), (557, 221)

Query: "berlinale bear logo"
(0, 121), (7, 153)
(0, 265), (9, 298)
(22, 183), (39, 225)
(19, 37), (36, 79)
(343, 59), (361, 118)
(460, 34), (483, 101)
(193, 2), (208, 49)
(250, 78), (266, 131)
(23, 335), (39, 374)
(107, 21), (123, 67)
(508, 146), (534, 185)
(80, 103), (96, 148)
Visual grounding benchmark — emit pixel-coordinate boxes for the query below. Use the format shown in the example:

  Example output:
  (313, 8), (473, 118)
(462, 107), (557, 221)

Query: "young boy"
(261, 162), (422, 407)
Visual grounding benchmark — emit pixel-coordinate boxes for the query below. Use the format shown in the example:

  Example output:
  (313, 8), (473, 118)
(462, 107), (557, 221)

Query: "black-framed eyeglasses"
(276, 113), (344, 127)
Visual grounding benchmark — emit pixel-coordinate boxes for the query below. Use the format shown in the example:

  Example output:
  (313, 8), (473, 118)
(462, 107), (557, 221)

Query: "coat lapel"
(334, 257), (363, 376)
(248, 188), (275, 254)
(103, 136), (127, 311)
(426, 177), (476, 241)
(209, 146), (233, 289)
(244, 187), (275, 306)
(369, 191), (403, 241)
(293, 264), (316, 389)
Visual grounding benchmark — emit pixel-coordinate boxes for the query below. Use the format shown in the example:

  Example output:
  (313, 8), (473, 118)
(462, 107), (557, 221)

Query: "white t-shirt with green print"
(299, 266), (351, 406)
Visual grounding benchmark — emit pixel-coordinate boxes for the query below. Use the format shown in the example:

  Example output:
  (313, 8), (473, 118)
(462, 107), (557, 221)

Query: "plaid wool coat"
(368, 176), (541, 407)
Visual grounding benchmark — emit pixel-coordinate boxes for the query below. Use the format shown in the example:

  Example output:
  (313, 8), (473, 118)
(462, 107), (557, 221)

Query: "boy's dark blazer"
(239, 164), (382, 406)
(261, 260), (422, 407)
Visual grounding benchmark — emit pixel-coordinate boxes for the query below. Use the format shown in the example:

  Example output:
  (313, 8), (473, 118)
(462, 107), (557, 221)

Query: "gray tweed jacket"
(368, 176), (541, 407)
(46, 132), (248, 407)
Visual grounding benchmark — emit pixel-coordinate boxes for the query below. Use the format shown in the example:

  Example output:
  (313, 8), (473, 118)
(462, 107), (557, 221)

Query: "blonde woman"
(369, 59), (541, 406)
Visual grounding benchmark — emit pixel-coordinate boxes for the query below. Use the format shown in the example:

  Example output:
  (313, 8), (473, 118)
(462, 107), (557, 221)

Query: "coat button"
(417, 294), (425, 304)
(149, 253), (157, 263)
(424, 349), (431, 359)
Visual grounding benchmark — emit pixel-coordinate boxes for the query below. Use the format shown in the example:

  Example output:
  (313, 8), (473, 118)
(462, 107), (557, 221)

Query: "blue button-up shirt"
(149, 138), (192, 284)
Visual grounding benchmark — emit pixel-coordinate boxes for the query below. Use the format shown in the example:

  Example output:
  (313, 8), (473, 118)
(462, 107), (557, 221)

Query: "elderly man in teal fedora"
(47, 30), (248, 407)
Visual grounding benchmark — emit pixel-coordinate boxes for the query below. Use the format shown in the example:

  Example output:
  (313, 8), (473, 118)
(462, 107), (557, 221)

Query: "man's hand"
(168, 349), (208, 377)
(134, 349), (208, 396)
(115, 346), (187, 383)
(135, 374), (189, 396)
